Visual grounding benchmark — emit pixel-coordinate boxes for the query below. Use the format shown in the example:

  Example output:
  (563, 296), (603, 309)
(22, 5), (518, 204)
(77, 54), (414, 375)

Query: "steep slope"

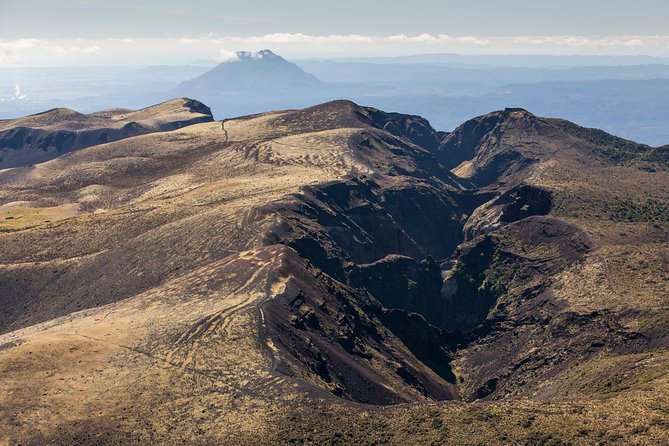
(432, 108), (669, 405)
(0, 98), (213, 168)
(0, 99), (464, 406)
(1, 101), (668, 445)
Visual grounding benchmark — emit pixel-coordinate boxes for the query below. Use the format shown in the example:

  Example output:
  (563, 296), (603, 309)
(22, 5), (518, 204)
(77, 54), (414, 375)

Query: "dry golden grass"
(0, 204), (79, 231)
(1, 103), (668, 444)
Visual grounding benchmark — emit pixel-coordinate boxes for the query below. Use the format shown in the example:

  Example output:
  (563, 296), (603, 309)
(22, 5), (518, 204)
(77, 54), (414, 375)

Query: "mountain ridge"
(0, 98), (213, 169)
(1, 99), (668, 444)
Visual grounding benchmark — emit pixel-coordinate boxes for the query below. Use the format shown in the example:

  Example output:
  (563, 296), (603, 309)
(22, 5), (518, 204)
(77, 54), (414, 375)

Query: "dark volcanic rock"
(442, 216), (596, 332)
(263, 247), (459, 404)
(350, 255), (442, 315)
(367, 108), (442, 151)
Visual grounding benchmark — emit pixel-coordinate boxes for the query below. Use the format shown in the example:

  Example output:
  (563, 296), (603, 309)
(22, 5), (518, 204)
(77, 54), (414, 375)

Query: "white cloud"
(0, 38), (41, 64)
(180, 33), (378, 45)
(178, 36), (221, 45)
(387, 34), (490, 45)
(0, 38), (40, 51)
(623, 39), (644, 47)
(0, 38), (101, 65)
(451, 36), (490, 46)
(216, 49), (240, 62)
(185, 32), (491, 46)
(511, 35), (655, 48)
(2, 34), (669, 67)
(49, 45), (100, 56)
(389, 34), (438, 43)
(184, 32), (669, 50)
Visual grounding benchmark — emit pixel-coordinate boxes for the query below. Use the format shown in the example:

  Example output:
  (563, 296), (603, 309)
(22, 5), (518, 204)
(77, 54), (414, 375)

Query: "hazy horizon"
(2, 1), (669, 146)
(2, 0), (669, 67)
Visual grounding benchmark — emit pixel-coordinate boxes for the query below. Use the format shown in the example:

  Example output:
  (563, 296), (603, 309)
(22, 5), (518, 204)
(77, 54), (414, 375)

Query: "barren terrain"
(1, 100), (668, 444)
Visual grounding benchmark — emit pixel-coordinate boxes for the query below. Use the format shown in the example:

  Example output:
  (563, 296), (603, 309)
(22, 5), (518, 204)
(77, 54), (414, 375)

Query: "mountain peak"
(472, 107), (536, 126)
(500, 107), (535, 120)
(217, 49), (285, 64)
(174, 49), (321, 98)
(235, 49), (279, 61)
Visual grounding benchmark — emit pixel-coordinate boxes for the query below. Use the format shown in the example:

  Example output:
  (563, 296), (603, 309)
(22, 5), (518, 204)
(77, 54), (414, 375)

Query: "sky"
(1, 0), (668, 66)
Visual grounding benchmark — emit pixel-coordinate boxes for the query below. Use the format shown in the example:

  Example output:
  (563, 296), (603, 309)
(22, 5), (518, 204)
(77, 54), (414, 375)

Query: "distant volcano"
(174, 49), (322, 97)
(169, 49), (333, 119)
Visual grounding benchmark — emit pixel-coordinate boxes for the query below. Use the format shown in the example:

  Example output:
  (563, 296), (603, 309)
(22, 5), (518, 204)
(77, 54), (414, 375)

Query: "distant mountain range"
(2, 50), (669, 145)
(166, 51), (669, 146)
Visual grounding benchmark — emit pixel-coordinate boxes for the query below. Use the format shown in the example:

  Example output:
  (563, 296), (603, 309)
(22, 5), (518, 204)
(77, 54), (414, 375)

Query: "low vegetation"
(606, 197), (669, 223)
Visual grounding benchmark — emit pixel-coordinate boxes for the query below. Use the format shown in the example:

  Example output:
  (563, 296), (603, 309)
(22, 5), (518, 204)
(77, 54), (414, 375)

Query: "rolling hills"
(0, 99), (668, 445)
(0, 98), (213, 169)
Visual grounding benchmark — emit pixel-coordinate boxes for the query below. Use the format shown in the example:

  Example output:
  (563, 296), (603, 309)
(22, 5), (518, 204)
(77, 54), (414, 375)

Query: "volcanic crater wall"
(253, 108), (647, 406)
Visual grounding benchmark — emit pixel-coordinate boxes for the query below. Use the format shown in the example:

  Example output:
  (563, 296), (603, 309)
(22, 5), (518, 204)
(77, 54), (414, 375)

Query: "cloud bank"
(2, 33), (669, 66)
(177, 33), (664, 49)
(0, 38), (100, 65)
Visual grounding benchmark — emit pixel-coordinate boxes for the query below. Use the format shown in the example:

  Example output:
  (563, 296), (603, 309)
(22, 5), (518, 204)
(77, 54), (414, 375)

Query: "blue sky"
(1, 0), (668, 66)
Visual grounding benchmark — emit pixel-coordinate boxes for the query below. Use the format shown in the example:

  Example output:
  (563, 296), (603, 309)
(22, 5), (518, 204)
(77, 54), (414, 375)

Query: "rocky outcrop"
(464, 184), (554, 239)
(263, 248), (459, 404)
